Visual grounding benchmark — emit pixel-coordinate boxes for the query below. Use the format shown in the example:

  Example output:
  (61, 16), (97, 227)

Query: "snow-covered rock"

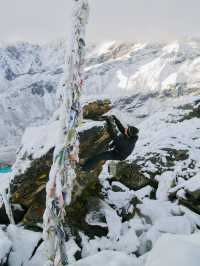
(69, 250), (139, 266)
(146, 233), (200, 266)
(0, 228), (12, 265)
(7, 225), (42, 266)
(170, 173), (200, 200)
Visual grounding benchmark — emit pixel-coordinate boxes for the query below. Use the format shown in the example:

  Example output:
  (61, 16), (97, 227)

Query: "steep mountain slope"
(0, 40), (66, 163)
(1, 39), (200, 163)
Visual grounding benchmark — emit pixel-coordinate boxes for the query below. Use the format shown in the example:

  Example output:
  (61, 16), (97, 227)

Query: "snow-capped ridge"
(1, 38), (200, 164)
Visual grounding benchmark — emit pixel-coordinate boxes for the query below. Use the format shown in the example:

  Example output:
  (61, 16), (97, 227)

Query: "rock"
(83, 99), (111, 121)
(65, 124), (111, 237)
(187, 189), (200, 201)
(161, 148), (189, 162)
(21, 190), (46, 230)
(11, 149), (53, 210)
(180, 102), (200, 121)
(168, 174), (200, 215)
(65, 186), (108, 238)
(0, 204), (25, 225)
(108, 161), (158, 190)
(179, 197), (200, 215)
(141, 149), (189, 178)
(10, 123), (111, 233)
(10, 149), (53, 229)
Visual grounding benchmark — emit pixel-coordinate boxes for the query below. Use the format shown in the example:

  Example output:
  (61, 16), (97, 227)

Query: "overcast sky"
(0, 0), (200, 44)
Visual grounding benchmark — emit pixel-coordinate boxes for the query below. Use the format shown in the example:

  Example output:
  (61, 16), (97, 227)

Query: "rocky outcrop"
(10, 121), (111, 232)
(83, 99), (111, 121)
(10, 150), (53, 229)
(9, 100), (112, 229)
(108, 161), (158, 190)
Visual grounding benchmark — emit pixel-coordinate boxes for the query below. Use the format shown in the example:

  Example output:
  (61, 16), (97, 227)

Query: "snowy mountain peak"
(1, 39), (200, 163)
(162, 40), (200, 61)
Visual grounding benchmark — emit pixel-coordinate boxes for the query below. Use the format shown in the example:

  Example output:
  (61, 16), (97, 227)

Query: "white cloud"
(0, 0), (199, 44)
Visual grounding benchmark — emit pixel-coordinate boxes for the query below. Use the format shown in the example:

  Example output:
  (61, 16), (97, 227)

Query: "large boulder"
(10, 99), (112, 231)
(108, 161), (158, 191)
(10, 122), (111, 233)
(145, 233), (200, 266)
(83, 99), (111, 121)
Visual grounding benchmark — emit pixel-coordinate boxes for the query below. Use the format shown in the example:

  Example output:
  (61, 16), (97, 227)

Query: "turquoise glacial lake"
(0, 166), (12, 174)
